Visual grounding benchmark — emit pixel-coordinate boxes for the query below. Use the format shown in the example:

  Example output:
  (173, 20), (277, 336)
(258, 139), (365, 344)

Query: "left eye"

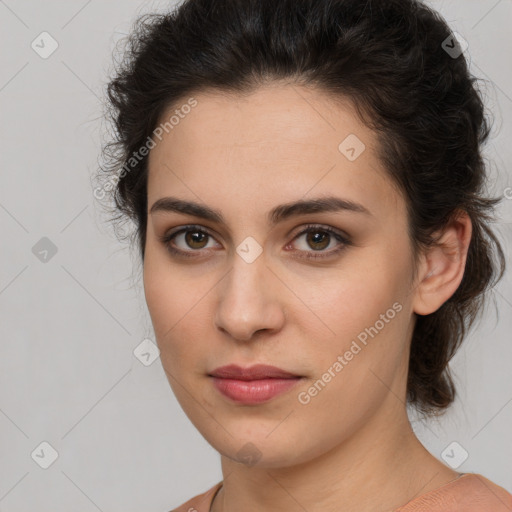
(286, 224), (351, 259)
(159, 224), (351, 259)
(291, 226), (345, 252)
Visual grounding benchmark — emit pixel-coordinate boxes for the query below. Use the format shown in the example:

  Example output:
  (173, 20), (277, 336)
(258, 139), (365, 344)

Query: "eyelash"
(158, 224), (352, 260)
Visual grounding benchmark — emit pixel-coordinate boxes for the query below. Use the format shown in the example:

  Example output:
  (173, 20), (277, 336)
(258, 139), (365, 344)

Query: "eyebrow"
(149, 195), (372, 225)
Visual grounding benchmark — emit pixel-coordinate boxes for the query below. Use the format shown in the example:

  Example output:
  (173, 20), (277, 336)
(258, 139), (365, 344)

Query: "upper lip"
(209, 364), (301, 380)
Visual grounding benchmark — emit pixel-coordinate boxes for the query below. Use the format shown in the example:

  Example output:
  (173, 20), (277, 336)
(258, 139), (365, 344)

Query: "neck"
(212, 400), (458, 512)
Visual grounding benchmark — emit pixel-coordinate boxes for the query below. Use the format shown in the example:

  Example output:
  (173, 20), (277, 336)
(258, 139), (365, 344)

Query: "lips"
(209, 364), (300, 380)
(208, 364), (303, 404)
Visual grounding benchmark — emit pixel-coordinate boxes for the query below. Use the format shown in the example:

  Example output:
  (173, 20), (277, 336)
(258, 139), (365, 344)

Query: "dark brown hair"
(97, 0), (506, 415)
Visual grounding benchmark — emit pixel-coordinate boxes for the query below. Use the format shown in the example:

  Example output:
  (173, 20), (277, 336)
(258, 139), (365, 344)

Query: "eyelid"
(159, 224), (221, 252)
(159, 223), (352, 258)
(286, 223), (352, 259)
(288, 223), (351, 242)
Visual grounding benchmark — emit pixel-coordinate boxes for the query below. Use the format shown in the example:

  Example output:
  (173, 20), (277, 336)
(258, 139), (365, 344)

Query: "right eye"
(159, 225), (222, 258)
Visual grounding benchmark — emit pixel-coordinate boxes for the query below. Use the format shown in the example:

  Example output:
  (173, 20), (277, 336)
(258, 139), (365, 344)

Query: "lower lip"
(211, 377), (302, 404)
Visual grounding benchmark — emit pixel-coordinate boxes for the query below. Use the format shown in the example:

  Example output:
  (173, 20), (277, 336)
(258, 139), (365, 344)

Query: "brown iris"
(306, 231), (330, 251)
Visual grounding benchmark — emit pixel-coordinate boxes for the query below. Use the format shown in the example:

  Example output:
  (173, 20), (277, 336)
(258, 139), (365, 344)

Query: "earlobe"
(412, 210), (472, 316)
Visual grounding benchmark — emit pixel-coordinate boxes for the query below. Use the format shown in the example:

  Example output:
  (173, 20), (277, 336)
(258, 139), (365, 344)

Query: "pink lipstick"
(209, 364), (302, 404)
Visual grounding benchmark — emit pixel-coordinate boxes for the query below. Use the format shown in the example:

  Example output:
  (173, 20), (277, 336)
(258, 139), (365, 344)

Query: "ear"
(412, 210), (472, 316)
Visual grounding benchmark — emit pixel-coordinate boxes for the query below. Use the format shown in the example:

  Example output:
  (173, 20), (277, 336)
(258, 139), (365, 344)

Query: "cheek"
(291, 287), (409, 447)
(143, 254), (176, 339)
(299, 244), (411, 388)
(307, 251), (407, 340)
(142, 249), (206, 366)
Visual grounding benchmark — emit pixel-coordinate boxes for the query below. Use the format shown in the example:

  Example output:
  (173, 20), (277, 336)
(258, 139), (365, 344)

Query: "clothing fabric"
(171, 473), (512, 512)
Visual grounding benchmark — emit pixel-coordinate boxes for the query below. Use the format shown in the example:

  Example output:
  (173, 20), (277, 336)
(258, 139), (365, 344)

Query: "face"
(143, 83), (418, 468)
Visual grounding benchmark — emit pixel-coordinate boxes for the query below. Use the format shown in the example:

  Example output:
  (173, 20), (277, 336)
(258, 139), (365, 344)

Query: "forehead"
(146, 83), (403, 221)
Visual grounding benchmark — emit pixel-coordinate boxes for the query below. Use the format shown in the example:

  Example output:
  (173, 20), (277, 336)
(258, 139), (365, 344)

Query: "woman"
(98, 0), (511, 510)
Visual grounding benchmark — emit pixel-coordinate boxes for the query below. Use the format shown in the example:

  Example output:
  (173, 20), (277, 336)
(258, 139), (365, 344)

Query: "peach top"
(171, 473), (512, 512)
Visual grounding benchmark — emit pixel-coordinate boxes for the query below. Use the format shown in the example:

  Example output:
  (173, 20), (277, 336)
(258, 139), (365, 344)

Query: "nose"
(214, 253), (286, 342)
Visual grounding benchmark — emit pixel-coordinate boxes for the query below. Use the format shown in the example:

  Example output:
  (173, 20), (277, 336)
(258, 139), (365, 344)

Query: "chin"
(199, 422), (325, 469)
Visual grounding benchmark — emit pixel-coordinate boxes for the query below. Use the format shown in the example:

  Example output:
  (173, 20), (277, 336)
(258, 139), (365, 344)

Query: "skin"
(143, 82), (472, 512)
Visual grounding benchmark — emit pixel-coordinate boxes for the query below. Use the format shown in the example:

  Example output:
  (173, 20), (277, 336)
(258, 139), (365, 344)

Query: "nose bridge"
(214, 248), (284, 341)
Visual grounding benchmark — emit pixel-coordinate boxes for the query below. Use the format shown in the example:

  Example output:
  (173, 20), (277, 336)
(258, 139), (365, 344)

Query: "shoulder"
(398, 473), (512, 512)
(169, 481), (223, 512)
(458, 474), (512, 511)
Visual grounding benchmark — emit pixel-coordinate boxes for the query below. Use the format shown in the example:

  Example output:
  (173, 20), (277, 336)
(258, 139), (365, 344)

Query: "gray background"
(0, 0), (511, 510)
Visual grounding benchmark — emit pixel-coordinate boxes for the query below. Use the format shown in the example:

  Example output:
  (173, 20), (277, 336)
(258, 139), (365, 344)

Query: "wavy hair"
(97, 0), (506, 415)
